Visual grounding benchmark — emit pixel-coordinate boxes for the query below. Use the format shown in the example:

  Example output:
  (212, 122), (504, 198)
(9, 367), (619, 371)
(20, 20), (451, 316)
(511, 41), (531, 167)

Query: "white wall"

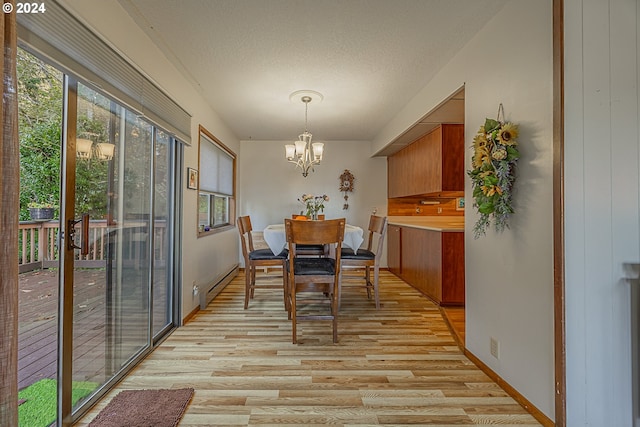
(62, 0), (241, 319)
(238, 139), (388, 266)
(564, 0), (640, 425)
(374, 0), (555, 420)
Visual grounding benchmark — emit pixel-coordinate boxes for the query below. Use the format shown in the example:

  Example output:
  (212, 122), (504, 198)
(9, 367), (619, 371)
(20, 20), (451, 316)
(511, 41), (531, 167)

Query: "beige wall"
(374, 0), (555, 420)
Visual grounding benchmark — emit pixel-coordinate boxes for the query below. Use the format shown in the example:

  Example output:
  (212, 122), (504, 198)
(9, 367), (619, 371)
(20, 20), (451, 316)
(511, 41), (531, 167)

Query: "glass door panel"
(16, 47), (63, 427)
(70, 83), (153, 412)
(152, 130), (173, 337)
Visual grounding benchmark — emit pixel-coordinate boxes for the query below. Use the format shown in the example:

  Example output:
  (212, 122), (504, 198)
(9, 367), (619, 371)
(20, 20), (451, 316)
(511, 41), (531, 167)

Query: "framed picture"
(187, 167), (198, 190)
(456, 197), (465, 211)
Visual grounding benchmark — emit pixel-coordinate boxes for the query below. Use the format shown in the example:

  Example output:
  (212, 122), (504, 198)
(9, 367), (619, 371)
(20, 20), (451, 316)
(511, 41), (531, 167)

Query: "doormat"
(89, 388), (194, 427)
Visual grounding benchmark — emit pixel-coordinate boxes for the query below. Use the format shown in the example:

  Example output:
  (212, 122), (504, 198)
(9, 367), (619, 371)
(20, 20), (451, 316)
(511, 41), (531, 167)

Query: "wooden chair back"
(366, 215), (388, 255)
(285, 218), (345, 248)
(237, 215), (255, 256)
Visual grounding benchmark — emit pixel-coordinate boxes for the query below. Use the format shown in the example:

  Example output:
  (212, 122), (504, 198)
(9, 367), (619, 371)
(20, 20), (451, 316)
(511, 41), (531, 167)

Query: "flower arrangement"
(298, 193), (329, 219)
(467, 113), (520, 238)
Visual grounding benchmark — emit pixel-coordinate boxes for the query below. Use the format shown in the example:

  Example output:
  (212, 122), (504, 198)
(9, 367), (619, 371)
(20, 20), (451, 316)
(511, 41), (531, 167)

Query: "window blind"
(16, 0), (192, 144)
(200, 133), (234, 196)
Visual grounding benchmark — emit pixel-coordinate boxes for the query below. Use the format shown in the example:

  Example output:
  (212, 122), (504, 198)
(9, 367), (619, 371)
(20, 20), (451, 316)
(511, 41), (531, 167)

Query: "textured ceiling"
(118, 0), (507, 146)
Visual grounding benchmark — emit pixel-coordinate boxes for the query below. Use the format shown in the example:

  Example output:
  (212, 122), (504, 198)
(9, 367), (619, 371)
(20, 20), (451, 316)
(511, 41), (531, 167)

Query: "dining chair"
(285, 218), (345, 344)
(238, 215), (288, 310)
(290, 215), (327, 256)
(339, 215), (387, 309)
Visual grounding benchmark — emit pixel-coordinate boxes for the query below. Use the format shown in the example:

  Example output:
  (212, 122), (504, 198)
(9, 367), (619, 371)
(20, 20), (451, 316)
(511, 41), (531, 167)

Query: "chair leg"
(291, 285), (297, 344)
(373, 264), (380, 310)
(250, 266), (257, 299)
(365, 266), (372, 299)
(282, 261), (290, 311)
(331, 281), (338, 343)
(243, 265), (252, 309)
(337, 270), (343, 310)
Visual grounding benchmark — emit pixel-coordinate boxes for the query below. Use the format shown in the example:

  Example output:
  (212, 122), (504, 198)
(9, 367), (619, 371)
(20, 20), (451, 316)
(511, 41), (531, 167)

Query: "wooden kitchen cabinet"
(387, 225), (402, 276)
(387, 124), (464, 198)
(387, 224), (464, 306)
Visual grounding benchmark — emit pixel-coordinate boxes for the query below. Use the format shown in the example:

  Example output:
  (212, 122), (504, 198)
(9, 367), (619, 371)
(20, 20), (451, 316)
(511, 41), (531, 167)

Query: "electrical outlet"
(490, 337), (500, 359)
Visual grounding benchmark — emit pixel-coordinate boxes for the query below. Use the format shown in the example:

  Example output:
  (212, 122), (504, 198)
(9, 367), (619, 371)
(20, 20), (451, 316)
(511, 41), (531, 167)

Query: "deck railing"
(18, 220), (167, 273)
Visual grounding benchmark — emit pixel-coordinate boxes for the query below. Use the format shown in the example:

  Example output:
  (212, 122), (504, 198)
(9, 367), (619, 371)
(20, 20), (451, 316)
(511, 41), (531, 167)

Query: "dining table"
(263, 223), (364, 256)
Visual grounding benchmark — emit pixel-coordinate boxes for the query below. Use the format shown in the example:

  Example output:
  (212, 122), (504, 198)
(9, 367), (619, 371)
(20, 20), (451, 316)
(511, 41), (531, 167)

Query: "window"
(198, 125), (235, 235)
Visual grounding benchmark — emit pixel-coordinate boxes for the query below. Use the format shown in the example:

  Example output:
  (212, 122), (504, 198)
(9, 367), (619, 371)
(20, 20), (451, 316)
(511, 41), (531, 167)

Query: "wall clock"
(339, 169), (355, 210)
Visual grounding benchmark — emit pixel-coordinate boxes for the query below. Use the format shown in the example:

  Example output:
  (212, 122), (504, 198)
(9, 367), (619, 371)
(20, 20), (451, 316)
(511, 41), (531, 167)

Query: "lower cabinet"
(387, 224), (464, 306)
(387, 225), (402, 276)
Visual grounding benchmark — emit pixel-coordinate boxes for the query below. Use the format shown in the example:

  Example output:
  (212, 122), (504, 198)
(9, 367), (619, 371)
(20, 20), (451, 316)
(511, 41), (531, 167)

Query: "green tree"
(17, 48), (63, 221)
(18, 48), (111, 221)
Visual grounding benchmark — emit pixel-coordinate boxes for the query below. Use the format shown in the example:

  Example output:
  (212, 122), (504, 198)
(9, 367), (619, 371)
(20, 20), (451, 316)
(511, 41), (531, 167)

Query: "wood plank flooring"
(441, 306), (465, 348)
(76, 270), (541, 426)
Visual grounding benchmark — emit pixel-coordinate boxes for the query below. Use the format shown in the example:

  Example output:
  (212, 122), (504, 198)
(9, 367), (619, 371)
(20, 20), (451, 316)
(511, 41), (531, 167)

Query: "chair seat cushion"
(249, 248), (288, 260)
(341, 248), (375, 260)
(293, 258), (336, 275)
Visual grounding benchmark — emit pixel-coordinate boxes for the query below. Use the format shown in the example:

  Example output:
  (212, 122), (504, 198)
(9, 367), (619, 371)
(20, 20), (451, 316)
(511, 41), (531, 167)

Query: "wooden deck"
(18, 267), (156, 392)
(18, 269), (109, 390)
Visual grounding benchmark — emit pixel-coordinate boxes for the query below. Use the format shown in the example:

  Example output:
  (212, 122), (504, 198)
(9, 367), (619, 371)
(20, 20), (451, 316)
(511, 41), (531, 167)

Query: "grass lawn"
(18, 379), (97, 427)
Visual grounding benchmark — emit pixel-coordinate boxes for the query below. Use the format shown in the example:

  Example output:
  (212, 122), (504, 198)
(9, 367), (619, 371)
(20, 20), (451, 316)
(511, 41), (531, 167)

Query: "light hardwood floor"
(77, 270), (541, 426)
(441, 306), (465, 348)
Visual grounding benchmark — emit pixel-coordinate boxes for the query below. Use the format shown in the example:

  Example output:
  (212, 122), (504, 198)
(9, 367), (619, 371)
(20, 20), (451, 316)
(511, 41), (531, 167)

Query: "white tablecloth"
(263, 223), (364, 255)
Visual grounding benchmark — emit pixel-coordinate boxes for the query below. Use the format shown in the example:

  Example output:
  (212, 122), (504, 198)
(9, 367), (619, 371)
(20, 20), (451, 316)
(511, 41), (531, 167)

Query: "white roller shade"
(200, 133), (234, 196)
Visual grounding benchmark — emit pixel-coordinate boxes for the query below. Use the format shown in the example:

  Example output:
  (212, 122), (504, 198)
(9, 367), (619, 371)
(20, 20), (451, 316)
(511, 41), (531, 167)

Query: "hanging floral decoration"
(467, 104), (520, 238)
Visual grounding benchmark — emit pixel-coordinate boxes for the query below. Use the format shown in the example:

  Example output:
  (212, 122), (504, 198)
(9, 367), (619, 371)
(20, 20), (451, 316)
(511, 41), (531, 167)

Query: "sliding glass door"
(16, 2), (186, 419)
(17, 47), (180, 425)
(57, 79), (180, 424)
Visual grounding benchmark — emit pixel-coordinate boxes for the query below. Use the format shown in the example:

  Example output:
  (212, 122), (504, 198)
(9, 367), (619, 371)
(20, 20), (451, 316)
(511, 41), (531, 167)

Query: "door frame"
(57, 74), (77, 426)
(552, 0), (566, 425)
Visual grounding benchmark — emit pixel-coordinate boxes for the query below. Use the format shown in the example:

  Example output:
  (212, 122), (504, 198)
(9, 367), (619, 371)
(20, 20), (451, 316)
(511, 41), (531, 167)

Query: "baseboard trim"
(464, 349), (554, 427)
(200, 264), (239, 309)
(182, 305), (199, 324)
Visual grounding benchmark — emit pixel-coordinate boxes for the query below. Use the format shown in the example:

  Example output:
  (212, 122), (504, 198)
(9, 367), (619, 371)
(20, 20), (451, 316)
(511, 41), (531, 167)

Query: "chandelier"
(76, 132), (115, 161)
(285, 91), (324, 177)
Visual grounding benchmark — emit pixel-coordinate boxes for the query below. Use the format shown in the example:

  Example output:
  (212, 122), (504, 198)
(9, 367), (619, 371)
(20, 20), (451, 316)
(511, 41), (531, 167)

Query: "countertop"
(387, 216), (464, 232)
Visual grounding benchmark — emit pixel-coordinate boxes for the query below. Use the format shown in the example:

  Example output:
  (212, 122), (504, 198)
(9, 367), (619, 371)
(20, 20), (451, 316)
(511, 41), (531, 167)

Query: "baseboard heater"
(199, 264), (239, 309)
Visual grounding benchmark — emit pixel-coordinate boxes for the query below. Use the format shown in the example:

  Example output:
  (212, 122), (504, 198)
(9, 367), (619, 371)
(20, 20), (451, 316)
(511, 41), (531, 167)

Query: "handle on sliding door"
(67, 213), (90, 256)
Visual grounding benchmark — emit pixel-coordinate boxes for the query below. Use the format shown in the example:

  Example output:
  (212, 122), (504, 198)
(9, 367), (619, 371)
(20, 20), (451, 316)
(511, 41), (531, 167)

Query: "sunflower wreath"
(467, 104), (520, 238)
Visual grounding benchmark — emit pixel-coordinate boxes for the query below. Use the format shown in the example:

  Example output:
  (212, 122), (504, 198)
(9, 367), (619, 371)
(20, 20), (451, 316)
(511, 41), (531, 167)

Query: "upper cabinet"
(387, 124), (464, 198)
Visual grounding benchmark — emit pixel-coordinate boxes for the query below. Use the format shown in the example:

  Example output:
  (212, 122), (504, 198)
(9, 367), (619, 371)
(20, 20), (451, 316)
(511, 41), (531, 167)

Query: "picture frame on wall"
(187, 167), (198, 190)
